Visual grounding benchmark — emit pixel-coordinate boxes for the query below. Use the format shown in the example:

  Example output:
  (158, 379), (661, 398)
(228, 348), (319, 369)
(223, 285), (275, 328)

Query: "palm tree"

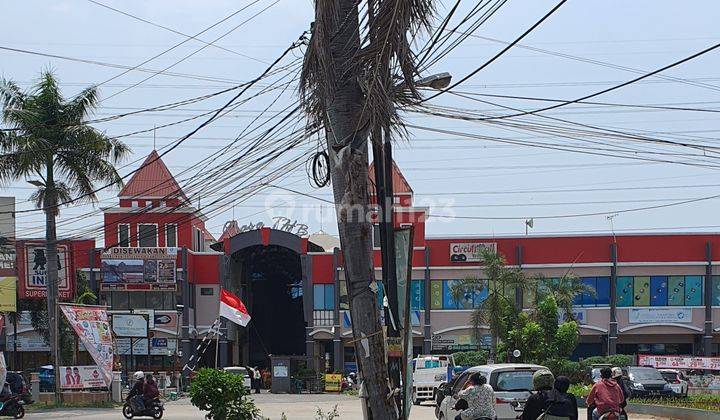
(0, 70), (130, 389)
(300, 1), (433, 418)
(535, 273), (595, 322)
(451, 248), (530, 362)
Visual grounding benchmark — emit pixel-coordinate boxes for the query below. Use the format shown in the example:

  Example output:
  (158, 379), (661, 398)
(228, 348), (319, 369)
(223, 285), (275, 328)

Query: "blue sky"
(3, 0), (720, 244)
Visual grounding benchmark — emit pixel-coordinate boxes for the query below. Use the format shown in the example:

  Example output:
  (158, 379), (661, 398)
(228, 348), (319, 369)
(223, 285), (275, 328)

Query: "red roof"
(118, 150), (187, 200)
(368, 160), (413, 195)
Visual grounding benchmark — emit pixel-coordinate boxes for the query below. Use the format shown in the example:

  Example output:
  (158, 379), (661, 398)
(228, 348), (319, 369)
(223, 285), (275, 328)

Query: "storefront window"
(113, 292), (129, 309)
(429, 280), (487, 309)
(572, 277), (610, 307)
(712, 276), (720, 306)
(313, 284), (335, 310)
(146, 292), (164, 309)
(130, 292), (145, 309)
(616, 275), (704, 307)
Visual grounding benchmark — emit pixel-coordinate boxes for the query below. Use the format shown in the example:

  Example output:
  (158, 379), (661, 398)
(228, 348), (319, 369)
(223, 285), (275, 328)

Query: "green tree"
(0, 70), (129, 374)
(190, 368), (259, 420)
(451, 248), (530, 362)
(555, 321), (579, 359)
(536, 295), (560, 355)
(536, 273), (595, 322)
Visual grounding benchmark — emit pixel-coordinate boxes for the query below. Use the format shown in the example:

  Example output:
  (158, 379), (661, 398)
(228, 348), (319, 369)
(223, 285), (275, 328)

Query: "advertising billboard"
(0, 197), (15, 277)
(449, 242), (497, 263)
(22, 243), (72, 299)
(101, 247), (177, 291)
(112, 314), (149, 337)
(59, 366), (108, 389)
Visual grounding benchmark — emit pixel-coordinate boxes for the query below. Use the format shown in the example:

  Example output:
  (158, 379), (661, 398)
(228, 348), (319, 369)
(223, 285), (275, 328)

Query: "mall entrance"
(222, 228), (320, 370)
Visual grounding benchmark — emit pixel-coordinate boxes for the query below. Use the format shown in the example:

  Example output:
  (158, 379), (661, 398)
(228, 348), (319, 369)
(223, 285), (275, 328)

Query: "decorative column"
(704, 242), (713, 356)
(301, 253), (315, 371)
(180, 247), (192, 374)
(515, 246), (524, 309)
(608, 243), (618, 356)
(423, 247), (432, 354)
(333, 248), (343, 372)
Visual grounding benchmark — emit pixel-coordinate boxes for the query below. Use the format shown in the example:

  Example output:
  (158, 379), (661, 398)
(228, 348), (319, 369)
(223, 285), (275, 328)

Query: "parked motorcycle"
(122, 398), (163, 419)
(0, 396), (25, 418)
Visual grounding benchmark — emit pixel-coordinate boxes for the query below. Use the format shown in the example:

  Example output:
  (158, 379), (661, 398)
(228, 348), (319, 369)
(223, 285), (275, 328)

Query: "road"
(31, 393), (671, 419)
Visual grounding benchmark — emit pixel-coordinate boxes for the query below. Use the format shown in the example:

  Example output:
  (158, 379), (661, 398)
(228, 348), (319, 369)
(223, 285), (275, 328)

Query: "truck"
(411, 354), (455, 405)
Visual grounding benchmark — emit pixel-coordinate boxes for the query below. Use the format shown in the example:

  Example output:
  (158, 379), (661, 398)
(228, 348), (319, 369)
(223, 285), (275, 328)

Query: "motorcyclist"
(127, 371), (146, 412)
(143, 374), (160, 410)
(587, 368), (624, 420)
(0, 382), (12, 401)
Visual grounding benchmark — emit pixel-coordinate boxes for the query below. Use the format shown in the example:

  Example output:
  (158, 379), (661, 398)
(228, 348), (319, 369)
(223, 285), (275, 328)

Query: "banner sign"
(0, 197), (15, 277)
(394, 227), (415, 419)
(324, 374), (342, 392)
(101, 247), (177, 291)
(112, 314), (148, 337)
(431, 333), (489, 351)
(5, 312), (48, 351)
(559, 309), (587, 324)
(629, 308), (692, 324)
(59, 305), (114, 386)
(59, 366), (107, 389)
(638, 354), (720, 370)
(115, 338), (177, 356)
(23, 244), (72, 299)
(0, 277), (16, 312)
(153, 311), (180, 334)
(450, 242), (497, 263)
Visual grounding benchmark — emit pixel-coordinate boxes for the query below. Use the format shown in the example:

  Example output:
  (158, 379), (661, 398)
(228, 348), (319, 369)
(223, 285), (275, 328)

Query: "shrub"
(452, 350), (488, 367)
(606, 354), (634, 368)
(544, 358), (585, 384)
(190, 368), (259, 420)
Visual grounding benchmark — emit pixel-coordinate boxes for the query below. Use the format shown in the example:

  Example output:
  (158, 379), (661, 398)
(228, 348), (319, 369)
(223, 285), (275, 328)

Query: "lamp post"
(373, 72), (451, 420)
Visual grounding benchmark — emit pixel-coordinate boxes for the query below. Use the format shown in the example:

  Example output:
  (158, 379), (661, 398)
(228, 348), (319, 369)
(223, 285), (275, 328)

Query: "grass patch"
(26, 401), (119, 411)
(632, 394), (720, 412)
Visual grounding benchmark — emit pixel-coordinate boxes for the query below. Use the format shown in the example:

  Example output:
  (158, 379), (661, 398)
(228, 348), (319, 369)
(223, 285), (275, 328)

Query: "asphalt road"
(30, 393), (671, 419)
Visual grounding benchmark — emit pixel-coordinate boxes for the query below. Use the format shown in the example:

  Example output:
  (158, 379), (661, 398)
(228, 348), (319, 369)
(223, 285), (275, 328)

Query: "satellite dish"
(512, 349), (521, 358)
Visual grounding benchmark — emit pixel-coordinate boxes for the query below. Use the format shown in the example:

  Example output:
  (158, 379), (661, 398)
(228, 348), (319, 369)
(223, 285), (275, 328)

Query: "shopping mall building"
(7, 150), (720, 375)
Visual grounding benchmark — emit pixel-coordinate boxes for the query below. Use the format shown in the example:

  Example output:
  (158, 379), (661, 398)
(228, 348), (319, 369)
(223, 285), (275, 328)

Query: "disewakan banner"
(101, 247), (177, 291)
(59, 305), (114, 387)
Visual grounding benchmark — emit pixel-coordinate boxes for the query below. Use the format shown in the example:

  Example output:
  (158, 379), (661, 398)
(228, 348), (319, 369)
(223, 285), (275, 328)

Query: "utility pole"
(302, 1), (396, 418)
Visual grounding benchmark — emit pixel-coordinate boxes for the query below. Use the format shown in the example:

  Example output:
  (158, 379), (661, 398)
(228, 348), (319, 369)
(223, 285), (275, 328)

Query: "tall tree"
(0, 70), (129, 394)
(301, 0), (432, 418)
(451, 248), (530, 362)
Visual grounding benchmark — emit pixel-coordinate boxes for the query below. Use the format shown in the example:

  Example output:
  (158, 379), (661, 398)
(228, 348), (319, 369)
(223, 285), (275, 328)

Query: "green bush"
(568, 383), (591, 398)
(190, 368), (259, 420)
(453, 350), (488, 366)
(544, 358), (585, 384)
(606, 354), (634, 368)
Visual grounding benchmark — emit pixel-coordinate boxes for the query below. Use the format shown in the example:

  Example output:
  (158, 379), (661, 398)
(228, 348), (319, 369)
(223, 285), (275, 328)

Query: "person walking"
(587, 368), (624, 420)
(453, 372), (495, 420)
(544, 376), (579, 420)
(253, 366), (262, 394)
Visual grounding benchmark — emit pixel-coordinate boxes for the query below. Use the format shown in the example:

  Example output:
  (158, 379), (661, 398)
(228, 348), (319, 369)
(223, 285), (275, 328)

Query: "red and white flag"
(219, 288), (251, 327)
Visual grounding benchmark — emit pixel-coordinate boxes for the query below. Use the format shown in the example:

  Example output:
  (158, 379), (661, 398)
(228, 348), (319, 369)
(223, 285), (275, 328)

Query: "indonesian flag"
(219, 288), (251, 327)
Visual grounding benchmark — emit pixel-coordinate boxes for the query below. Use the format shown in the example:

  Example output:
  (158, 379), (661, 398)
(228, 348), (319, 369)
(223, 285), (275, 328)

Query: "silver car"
(437, 363), (548, 420)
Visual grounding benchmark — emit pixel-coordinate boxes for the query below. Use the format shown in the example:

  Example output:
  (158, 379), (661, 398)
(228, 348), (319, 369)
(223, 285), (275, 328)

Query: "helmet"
(612, 367), (623, 378)
(133, 371), (145, 380)
(533, 369), (554, 391)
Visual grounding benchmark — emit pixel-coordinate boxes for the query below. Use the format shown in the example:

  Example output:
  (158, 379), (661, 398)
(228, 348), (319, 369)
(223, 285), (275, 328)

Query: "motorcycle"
(0, 396), (25, 419)
(122, 398), (164, 419)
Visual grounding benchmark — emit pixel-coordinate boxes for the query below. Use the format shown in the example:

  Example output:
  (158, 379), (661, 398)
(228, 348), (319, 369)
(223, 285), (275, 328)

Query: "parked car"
(6, 372), (33, 404)
(626, 366), (674, 397)
(658, 369), (689, 397)
(223, 366), (253, 389)
(436, 363), (548, 420)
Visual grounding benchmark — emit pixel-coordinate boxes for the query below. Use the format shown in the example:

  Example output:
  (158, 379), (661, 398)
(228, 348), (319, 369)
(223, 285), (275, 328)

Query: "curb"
(627, 403), (718, 420)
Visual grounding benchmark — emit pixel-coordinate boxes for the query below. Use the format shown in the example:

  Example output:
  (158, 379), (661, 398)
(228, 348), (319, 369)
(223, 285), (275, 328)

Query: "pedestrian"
(587, 367), (624, 420)
(253, 366), (262, 394)
(543, 376), (578, 420)
(452, 372), (495, 420)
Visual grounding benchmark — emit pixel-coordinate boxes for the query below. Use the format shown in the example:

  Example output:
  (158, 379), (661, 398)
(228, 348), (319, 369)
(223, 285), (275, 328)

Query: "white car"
(437, 363), (548, 420)
(223, 366), (253, 389)
(659, 369), (689, 397)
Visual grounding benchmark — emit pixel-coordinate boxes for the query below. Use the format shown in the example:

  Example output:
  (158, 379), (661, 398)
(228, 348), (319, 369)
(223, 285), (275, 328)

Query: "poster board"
(101, 247), (177, 291)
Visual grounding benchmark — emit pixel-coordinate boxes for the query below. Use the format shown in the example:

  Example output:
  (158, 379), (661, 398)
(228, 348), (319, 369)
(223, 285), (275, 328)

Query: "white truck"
(411, 354), (455, 405)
